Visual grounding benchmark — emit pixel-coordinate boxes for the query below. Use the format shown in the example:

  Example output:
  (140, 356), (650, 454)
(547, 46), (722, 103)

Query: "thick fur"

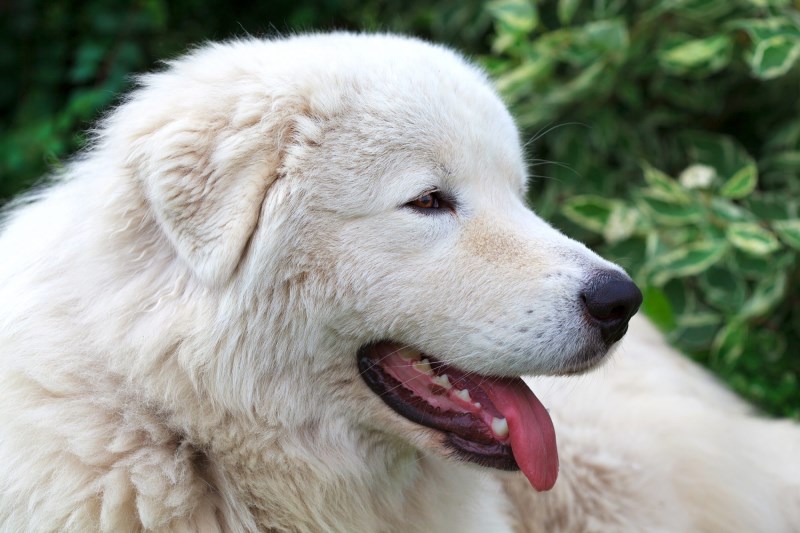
(0, 33), (798, 532)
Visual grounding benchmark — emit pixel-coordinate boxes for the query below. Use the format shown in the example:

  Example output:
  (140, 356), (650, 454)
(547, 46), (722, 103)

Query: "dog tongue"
(483, 378), (558, 491)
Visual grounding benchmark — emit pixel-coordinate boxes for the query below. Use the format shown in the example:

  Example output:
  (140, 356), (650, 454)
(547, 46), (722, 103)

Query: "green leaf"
(642, 162), (691, 202)
(645, 232), (669, 259)
(719, 165), (758, 199)
(711, 197), (753, 223)
(663, 279), (693, 317)
(712, 321), (748, 364)
(558, 0), (581, 25)
(658, 34), (732, 76)
(726, 222), (781, 256)
(561, 195), (617, 233)
(740, 272), (788, 319)
(749, 35), (800, 80)
(742, 0), (791, 6)
(699, 266), (746, 313)
(669, 312), (723, 352)
(747, 194), (795, 221)
(673, 227), (706, 247)
(731, 249), (793, 278)
(487, 0), (538, 34)
(603, 204), (640, 243)
(491, 31), (517, 54)
(594, 0), (629, 16)
(642, 285), (676, 331)
(494, 60), (549, 99)
(729, 17), (800, 43)
(539, 61), (610, 109)
(573, 19), (629, 60)
(637, 191), (704, 225)
(649, 240), (728, 286)
(668, 0), (735, 19)
(772, 219), (800, 250)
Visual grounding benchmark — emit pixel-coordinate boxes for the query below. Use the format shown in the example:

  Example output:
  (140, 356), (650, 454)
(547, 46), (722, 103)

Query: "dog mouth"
(357, 343), (558, 491)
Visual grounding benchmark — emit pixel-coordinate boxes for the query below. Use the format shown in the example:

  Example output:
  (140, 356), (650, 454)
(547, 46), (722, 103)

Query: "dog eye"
(409, 192), (440, 209)
(405, 190), (453, 214)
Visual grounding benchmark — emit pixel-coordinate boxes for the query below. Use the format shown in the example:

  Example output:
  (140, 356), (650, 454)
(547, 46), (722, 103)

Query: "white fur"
(0, 33), (798, 532)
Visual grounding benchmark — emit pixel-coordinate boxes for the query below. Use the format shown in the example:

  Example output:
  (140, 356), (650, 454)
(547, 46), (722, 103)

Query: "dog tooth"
(474, 402), (481, 408)
(398, 348), (420, 361)
(491, 417), (509, 438)
(454, 389), (471, 403)
(432, 374), (452, 389)
(413, 358), (433, 375)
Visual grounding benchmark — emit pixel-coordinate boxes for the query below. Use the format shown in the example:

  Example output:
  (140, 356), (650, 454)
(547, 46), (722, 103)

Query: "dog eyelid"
(404, 190), (454, 215)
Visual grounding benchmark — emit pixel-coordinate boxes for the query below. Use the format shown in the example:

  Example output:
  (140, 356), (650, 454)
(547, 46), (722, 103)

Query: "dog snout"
(580, 270), (643, 346)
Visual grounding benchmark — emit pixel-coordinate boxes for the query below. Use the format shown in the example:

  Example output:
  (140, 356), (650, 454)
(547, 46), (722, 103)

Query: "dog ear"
(119, 82), (301, 286)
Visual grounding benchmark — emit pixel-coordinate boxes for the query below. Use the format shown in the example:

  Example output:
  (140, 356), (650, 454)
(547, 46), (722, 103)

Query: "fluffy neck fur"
(190, 413), (512, 532)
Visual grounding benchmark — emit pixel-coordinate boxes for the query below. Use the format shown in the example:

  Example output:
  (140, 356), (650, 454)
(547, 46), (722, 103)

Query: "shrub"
(485, 0), (800, 417)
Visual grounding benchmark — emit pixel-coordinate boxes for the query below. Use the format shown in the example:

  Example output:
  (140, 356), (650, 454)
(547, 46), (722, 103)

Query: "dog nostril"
(581, 271), (643, 345)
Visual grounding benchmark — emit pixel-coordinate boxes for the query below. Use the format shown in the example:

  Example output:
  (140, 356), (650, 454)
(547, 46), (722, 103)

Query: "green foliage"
(487, 0), (800, 417)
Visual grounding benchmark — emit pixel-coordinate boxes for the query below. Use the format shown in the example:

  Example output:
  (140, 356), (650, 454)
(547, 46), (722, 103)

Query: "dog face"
(115, 34), (641, 491)
(297, 90), (621, 377)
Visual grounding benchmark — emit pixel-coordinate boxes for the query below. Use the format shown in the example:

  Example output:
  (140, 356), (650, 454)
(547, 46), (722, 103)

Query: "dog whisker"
(522, 121), (588, 150)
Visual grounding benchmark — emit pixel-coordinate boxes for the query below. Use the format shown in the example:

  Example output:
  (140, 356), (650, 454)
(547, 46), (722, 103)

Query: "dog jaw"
(358, 343), (559, 491)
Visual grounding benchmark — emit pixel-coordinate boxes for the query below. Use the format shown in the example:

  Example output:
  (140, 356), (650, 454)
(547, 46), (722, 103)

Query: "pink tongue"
(484, 378), (558, 491)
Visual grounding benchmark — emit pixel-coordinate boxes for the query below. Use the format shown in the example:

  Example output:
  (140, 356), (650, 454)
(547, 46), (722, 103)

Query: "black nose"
(580, 270), (643, 346)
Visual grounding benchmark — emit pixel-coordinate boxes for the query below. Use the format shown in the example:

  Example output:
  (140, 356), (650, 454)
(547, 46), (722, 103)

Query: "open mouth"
(358, 343), (558, 491)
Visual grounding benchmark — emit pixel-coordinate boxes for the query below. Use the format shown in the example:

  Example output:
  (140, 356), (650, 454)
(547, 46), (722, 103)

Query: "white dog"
(0, 33), (798, 532)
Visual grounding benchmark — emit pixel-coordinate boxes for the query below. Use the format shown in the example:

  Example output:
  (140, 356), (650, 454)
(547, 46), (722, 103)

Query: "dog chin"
(557, 341), (619, 376)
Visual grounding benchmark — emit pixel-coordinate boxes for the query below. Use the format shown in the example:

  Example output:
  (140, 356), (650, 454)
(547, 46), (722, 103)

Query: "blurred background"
(1, 0), (798, 417)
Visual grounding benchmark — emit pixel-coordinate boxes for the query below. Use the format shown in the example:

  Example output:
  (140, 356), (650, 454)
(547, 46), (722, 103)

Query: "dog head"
(112, 34), (641, 491)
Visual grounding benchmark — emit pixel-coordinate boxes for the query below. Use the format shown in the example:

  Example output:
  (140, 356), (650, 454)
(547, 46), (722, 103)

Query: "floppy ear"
(122, 86), (300, 286)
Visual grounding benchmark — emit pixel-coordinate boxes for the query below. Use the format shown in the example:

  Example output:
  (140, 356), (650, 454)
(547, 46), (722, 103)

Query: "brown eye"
(410, 192), (440, 209)
(404, 190), (454, 215)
